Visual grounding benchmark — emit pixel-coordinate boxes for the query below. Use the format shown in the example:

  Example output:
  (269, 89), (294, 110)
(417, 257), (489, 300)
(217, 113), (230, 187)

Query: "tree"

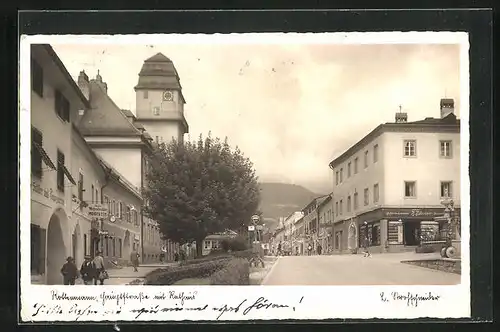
(143, 134), (261, 257)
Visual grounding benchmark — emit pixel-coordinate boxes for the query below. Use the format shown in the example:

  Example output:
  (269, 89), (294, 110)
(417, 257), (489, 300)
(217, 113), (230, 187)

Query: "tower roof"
(144, 53), (172, 63)
(135, 52), (184, 96)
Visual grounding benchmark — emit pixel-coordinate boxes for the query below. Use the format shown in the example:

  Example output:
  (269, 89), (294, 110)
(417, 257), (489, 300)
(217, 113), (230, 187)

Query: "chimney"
(395, 112), (408, 123)
(77, 70), (90, 100)
(94, 70), (108, 94)
(440, 98), (455, 118)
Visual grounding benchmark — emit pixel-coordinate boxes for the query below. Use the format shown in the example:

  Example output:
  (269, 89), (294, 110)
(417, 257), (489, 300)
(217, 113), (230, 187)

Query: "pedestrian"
(174, 252), (179, 262)
(317, 244), (322, 255)
(307, 244), (312, 256)
(80, 255), (95, 285)
(160, 252), (165, 263)
(130, 249), (140, 272)
(277, 242), (282, 256)
(93, 250), (108, 285)
(60, 257), (78, 285)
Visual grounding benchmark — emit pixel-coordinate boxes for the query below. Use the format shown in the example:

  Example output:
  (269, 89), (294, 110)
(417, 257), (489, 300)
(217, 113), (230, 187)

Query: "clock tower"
(134, 53), (189, 145)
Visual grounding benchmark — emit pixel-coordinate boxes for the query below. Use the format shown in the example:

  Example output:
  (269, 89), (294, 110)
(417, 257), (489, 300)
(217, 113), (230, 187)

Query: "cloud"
(52, 41), (461, 192)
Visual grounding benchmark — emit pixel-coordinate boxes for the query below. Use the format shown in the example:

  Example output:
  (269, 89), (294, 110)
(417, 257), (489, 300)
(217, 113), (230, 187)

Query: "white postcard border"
(19, 32), (471, 322)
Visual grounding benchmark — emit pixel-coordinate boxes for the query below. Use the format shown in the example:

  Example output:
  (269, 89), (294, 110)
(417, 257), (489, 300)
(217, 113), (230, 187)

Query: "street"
(262, 253), (461, 285)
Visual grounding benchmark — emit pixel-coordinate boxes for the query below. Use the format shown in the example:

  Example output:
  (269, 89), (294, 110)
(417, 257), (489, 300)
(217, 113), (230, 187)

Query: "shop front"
(354, 207), (460, 253)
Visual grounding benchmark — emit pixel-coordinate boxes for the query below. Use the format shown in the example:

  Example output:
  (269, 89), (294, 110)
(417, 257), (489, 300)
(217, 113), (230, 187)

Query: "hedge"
(180, 254), (232, 267)
(231, 249), (254, 259)
(145, 258), (231, 285)
(210, 258), (250, 285)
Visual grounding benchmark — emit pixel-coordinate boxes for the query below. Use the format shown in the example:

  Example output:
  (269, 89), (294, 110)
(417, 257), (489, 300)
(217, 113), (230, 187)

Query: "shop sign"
(88, 204), (109, 218)
(384, 208), (444, 219)
(31, 181), (65, 205)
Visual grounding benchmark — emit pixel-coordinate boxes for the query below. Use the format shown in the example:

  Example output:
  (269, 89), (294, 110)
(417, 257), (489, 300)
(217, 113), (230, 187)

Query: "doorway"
(403, 221), (421, 246)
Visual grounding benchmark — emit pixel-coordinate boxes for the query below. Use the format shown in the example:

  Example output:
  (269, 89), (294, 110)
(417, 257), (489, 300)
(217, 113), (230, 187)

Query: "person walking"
(60, 257), (78, 285)
(93, 251), (107, 285)
(307, 244), (312, 256)
(317, 243), (323, 255)
(130, 250), (140, 272)
(174, 252), (179, 262)
(80, 255), (95, 285)
(277, 242), (282, 256)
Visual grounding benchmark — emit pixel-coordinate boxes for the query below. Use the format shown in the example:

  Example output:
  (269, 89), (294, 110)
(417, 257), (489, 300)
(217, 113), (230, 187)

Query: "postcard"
(19, 32), (470, 322)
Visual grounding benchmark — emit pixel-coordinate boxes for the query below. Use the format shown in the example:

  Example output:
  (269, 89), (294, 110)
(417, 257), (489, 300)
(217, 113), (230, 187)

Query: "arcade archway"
(46, 210), (67, 285)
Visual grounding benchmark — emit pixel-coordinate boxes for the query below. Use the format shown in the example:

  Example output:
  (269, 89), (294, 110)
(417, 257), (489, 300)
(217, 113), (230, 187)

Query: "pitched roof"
(78, 81), (143, 136)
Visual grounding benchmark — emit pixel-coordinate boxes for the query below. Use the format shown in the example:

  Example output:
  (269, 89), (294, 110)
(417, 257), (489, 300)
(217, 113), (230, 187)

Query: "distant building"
(202, 230), (238, 256)
(317, 193), (334, 251)
(328, 100), (461, 254)
(301, 195), (330, 253)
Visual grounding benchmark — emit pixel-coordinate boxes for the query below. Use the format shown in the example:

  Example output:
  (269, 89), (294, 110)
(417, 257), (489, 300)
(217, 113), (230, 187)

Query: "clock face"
(163, 91), (173, 101)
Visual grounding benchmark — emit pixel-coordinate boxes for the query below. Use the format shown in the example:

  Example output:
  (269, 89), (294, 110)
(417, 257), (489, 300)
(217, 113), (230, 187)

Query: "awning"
(33, 142), (56, 170)
(61, 164), (77, 185)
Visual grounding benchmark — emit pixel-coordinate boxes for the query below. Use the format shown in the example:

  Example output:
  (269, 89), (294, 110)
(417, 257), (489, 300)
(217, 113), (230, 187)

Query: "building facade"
(329, 100), (461, 254)
(30, 44), (91, 284)
(317, 194), (334, 252)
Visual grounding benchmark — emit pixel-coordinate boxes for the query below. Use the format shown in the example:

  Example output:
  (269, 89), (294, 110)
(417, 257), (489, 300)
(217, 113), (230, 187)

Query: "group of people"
(60, 250), (141, 285)
(274, 242), (325, 256)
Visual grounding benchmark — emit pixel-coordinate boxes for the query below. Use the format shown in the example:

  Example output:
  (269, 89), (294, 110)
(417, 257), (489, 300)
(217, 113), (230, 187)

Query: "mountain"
(258, 182), (323, 233)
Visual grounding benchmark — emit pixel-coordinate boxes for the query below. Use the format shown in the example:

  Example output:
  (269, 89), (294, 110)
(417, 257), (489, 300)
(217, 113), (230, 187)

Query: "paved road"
(262, 253), (461, 285)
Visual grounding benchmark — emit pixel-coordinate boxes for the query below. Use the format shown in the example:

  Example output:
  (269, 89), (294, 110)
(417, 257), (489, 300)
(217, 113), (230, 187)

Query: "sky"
(52, 38), (462, 194)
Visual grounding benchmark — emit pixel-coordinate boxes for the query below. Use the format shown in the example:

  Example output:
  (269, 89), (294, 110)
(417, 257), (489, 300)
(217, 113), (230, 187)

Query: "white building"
(329, 100), (461, 254)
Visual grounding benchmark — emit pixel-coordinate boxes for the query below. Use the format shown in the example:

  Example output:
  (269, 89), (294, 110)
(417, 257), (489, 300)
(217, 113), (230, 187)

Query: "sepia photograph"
(20, 32), (470, 321)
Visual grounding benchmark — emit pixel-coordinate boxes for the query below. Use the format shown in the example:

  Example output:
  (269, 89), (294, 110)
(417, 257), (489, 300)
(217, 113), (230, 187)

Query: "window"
(335, 202), (339, 216)
(111, 200), (116, 215)
(373, 184), (379, 203)
(347, 196), (351, 212)
(339, 200), (343, 215)
(126, 206), (131, 222)
(440, 141), (452, 158)
(31, 128), (43, 178)
(118, 202), (123, 218)
(95, 188), (99, 204)
(404, 181), (416, 198)
(404, 140), (416, 157)
(340, 168), (343, 183)
(112, 239), (116, 257)
(353, 192), (359, 210)
(143, 90), (149, 99)
(31, 59), (43, 97)
(335, 171), (339, 185)
(91, 184), (94, 203)
(83, 234), (88, 256)
(153, 107), (160, 115)
(118, 238), (122, 258)
(354, 157), (359, 174)
(364, 150), (369, 168)
(105, 238), (109, 256)
(373, 144), (379, 163)
(57, 150), (65, 192)
(364, 188), (369, 206)
(440, 181), (452, 198)
(347, 162), (351, 177)
(54, 89), (70, 122)
(204, 240), (211, 249)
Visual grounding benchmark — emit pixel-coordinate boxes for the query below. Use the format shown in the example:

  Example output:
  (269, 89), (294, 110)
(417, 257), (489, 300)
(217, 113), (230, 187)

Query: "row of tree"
(142, 134), (261, 257)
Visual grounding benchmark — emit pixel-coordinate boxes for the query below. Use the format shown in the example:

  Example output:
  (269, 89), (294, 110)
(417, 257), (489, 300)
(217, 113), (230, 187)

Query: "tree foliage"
(143, 134), (261, 257)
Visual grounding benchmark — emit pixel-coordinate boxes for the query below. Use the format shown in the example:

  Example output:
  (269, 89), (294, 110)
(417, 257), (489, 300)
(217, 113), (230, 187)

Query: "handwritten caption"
(379, 291), (440, 307)
(29, 290), (305, 321)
